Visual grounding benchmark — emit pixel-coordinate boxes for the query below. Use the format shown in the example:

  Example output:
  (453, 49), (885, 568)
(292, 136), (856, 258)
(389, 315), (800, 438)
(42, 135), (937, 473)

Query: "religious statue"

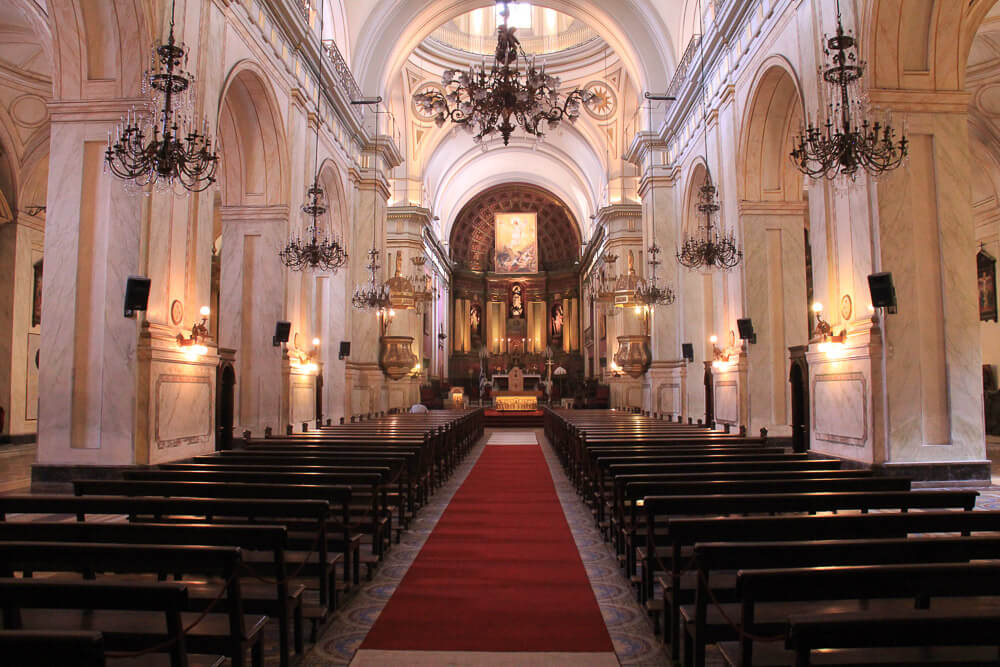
(510, 283), (524, 318)
(470, 303), (482, 336)
(627, 249), (635, 275)
(551, 302), (564, 338)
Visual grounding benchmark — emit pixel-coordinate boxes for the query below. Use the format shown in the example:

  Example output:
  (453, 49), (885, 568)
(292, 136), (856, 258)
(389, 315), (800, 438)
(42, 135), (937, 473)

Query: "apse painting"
(494, 212), (538, 273)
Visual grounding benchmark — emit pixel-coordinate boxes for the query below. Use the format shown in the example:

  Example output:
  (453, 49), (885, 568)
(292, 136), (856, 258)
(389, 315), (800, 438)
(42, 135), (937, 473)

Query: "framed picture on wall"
(979, 249), (997, 322)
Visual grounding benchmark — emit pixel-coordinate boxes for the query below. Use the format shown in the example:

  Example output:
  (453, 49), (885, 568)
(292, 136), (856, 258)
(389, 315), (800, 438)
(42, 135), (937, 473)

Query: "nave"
(5, 409), (1000, 666)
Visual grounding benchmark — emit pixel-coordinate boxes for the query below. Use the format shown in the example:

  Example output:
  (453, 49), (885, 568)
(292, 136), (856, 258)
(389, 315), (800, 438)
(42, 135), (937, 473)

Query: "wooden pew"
(722, 562), (1000, 667)
(0, 521), (302, 667)
(686, 535), (1000, 667)
(0, 496), (336, 617)
(0, 630), (108, 667)
(657, 510), (1000, 659)
(0, 580), (226, 667)
(783, 609), (1000, 667)
(0, 543), (264, 667)
(622, 477), (912, 600)
(73, 478), (365, 580)
(640, 489), (979, 660)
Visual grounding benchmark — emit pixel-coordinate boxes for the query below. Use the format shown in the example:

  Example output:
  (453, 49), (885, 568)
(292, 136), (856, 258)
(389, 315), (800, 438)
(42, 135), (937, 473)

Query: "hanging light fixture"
(412, 1), (593, 146)
(352, 104), (392, 313)
(104, 0), (218, 194)
(790, 0), (908, 180)
(280, 7), (347, 272)
(636, 95), (676, 307)
(676, 4), (742, 272)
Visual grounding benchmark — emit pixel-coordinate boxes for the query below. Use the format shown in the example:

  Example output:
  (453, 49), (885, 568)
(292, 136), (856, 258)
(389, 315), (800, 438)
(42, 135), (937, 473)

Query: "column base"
(642, 361), (686, 419)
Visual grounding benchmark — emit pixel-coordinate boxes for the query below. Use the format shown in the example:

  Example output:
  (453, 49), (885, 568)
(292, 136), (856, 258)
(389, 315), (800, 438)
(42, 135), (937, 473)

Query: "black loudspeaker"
(339, 341), (350, 360)
(868, 272), (897, 314)
(737, 318), (757, 344)
(123, 276), (151, 318)
(682, 343), (694, 362)
(273, 321), (291, 347)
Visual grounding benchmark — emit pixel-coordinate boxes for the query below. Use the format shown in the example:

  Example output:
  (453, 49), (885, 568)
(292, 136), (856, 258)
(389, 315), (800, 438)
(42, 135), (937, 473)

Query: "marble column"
(36, 106), (142, 466)
(867, 92), (988, 479)
(738, 201), (809, 437)
(218, 206), (288, 437)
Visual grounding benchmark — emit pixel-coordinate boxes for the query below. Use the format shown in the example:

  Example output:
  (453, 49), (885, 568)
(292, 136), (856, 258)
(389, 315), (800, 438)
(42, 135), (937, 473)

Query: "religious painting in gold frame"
(494, 212), (538, 274)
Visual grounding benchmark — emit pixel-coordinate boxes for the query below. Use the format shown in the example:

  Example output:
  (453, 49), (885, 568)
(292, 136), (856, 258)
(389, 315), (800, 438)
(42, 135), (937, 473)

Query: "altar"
(492, 366), (542, 411)
(494, 393), (539, 411)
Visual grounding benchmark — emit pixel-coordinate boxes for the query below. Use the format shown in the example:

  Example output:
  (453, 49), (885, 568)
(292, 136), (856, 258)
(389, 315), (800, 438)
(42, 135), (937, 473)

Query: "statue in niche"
(551, 301), (564, 340)
(470, 303), (482, 337)
(509, 283), (524, 318)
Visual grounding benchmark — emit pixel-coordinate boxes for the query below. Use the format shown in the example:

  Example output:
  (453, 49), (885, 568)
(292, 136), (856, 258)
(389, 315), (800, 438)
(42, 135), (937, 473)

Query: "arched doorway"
(703, 361), (714, 427)
(216, 364), (236, 450)
(789, 359), (809, 453)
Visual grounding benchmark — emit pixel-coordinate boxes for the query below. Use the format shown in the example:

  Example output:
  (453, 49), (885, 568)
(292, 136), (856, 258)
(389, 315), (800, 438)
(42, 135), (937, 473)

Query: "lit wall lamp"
(811, 303), (846, 353)
(177, 306), (210, 356)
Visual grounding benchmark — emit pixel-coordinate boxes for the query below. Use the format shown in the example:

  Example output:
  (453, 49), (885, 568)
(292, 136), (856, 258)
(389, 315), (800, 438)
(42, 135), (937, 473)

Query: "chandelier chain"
(279, 4), (348, 273)
(104, 0), (218, 194)
(790, 0), (908, 180)
(675, 0), (742, 272)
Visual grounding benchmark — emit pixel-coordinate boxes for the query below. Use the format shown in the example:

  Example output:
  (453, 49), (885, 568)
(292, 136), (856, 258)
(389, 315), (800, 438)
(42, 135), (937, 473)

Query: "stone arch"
(681, 159), (709, 238)
(864, 0), (999, 92)
(738, 60), (804, 203)
(48, 0), (151, 99)
(316, 158), (348, 248)
(217, 62), (290, 208)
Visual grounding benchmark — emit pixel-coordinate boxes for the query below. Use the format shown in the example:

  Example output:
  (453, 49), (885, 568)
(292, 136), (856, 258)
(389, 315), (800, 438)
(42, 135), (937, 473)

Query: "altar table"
(494, 394), (539, 411)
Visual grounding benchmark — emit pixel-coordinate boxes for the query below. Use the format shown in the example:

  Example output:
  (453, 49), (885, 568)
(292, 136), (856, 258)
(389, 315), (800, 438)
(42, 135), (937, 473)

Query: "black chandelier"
(279, 182), (348, 272)
(677, 4), (742, 272)
(790, 0), (908, 180)
(677, 179), (742, 271)
(104, 0), (218, 194)
(279, 7), (347, 273)
(635, 96), (675, 307)
(412, 1), (592, 146)
(352, 105), (392, 312)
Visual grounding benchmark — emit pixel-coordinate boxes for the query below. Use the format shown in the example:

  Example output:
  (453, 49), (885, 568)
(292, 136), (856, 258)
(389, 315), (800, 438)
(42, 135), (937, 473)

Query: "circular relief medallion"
(170, 299), (184, 326)
(840, 294), (853, 321)
(411, 82), (445, 120)
(583, 81), (617, 119)
(10, 94), (48, 128)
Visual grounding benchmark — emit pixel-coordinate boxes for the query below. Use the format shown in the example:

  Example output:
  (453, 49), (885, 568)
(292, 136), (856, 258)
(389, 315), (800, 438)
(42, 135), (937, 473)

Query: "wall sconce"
(177, 306), (210, 356)
(812, 303), (846, 354)
(438, 323), (447, 349)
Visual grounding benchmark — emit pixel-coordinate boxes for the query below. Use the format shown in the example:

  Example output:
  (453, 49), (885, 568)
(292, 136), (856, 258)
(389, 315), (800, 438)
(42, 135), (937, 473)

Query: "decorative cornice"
(737, 200), (809, 216)
(219, 205), (290, 223)
(868, 88), (972, 114)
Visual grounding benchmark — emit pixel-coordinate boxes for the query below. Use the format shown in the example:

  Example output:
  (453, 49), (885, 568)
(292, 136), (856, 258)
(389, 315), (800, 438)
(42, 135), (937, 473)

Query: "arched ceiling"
(351, 1), (678, 100)
(450, 182), (581, 272)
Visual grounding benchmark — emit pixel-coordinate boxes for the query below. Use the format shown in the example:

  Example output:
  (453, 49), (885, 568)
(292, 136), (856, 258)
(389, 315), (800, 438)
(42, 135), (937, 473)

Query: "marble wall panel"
(156, 375), (212, 446)
(715, 381), (739, 424)
(292, 380), (314, 426)
(813, 372), (867, 445)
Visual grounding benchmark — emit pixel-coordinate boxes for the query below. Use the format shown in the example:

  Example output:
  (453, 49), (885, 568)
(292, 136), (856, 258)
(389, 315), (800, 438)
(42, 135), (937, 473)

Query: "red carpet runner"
(360, 442), (614, 653)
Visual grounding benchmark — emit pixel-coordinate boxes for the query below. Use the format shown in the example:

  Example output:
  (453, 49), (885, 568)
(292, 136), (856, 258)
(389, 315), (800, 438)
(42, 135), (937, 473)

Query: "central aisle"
(353, 430), (616, 665)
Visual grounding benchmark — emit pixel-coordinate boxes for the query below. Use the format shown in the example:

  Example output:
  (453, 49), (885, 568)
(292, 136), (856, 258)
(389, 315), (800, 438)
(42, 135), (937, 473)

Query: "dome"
(429, 4), (598, 56)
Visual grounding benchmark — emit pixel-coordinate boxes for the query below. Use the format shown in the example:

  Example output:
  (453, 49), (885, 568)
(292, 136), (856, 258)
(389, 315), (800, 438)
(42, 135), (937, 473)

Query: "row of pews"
(544, 408), (1000, 667)
(0, 408), (484, 667)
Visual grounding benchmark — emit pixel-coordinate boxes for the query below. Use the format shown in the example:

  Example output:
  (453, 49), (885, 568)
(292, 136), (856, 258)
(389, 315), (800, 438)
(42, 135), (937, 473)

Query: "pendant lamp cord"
(310, 3), (323, 241)
(372, 105), (379, 254)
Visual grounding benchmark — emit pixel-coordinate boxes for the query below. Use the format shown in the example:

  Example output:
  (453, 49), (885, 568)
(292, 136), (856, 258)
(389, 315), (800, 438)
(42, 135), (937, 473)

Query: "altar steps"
(484, 409), (545, 428)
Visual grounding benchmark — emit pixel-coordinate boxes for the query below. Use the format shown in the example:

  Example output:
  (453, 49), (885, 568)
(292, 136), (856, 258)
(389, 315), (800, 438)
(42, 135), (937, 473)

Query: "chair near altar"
(493, 367), (540, 411)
